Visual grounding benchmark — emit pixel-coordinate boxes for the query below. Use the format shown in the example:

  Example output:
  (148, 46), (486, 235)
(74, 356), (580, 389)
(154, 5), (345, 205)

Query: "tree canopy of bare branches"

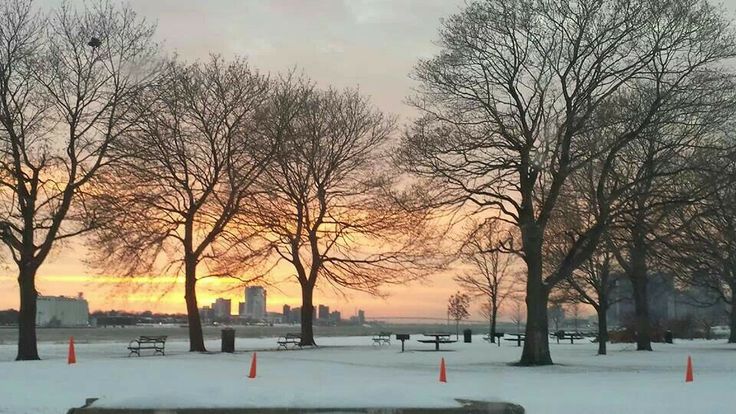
(0, 0), (157, 360)
(398, 0), (736, 364)
(455, 219), (520, 343)
(88, 56), (272, 352)
(663, 144), (736, 343)
(447, 291), (471, 339)
(254, 74), (439, 346)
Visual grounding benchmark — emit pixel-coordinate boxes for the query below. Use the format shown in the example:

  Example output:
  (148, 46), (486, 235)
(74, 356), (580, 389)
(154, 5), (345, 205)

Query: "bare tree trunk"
(184, 260), (206, 352)
(521, 283), (552, 365)
(517, 209), (553, 365)
(490, 304), (498, 343)
(16, 264), (40, 361)
(630, 271), (652, 351)
(520, 237), (552, 365)
(597, 306), (608, 355)
(300, 282), (317, 346)
(729, 299), (736, 344)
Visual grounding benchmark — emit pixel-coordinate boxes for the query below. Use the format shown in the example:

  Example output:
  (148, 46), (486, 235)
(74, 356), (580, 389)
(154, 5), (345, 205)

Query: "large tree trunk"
(728, 299), (736, 344)
(596, 306), (608, 355)
(630, 273), (652, 351)
(299, 282), (317, 346)
(16, 264), (40, 361)
(627, 221), (652, 351)
(521, 282), (552, 365)
(184, 260), (206, 352)
(520, 239), (552, 365)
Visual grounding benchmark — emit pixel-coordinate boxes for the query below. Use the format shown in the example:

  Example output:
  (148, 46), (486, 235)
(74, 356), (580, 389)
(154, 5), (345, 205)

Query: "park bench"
(127, 335), (167, 357)
(372, 332), (392, 346)
(277, 333), (303, 350)
(504, 333), (525, 347)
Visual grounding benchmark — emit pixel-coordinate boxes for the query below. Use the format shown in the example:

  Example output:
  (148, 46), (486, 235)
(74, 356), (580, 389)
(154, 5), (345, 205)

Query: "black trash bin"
(665, 330), (673, 344)
(221, 328), (235, 353)
(463, 329), (472, 343)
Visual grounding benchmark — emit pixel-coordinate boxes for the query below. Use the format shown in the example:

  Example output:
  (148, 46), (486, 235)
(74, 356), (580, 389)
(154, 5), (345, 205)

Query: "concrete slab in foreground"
(67, 399), (524, 414)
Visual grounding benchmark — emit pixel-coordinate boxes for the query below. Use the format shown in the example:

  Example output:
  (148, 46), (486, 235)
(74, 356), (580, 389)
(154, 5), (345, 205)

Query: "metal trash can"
(221, 328), (235, 353)
(665, 330), (673, 344)
(463, 329), (472, 343)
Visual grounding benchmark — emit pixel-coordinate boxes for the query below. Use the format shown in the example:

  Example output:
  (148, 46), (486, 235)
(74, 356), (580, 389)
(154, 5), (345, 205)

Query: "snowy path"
(0, 335), (734, 413)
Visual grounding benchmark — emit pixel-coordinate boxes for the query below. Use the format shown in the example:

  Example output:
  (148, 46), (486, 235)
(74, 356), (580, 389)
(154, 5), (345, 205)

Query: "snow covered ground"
(0, 334), (734, 413)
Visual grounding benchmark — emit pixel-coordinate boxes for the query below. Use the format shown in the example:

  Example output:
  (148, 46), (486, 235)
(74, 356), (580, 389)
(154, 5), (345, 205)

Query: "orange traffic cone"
(439, 357), (447, 383)
(685, 355), (693, 383)
(248, 352), (257, 379)
(68, 336), (76, 364)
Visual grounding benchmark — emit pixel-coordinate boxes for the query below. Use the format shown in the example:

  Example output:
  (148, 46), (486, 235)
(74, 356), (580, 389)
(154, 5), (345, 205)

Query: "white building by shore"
(36, 294), (89, 327)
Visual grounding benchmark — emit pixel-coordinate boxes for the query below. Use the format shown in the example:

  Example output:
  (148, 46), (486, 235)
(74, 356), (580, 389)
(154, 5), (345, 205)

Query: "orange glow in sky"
(0, 248), (496, 320)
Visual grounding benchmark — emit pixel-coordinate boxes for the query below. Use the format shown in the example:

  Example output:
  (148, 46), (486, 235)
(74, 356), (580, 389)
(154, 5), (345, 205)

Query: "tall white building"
(36, 294), (89, 327)
(243, 286), (267, 320)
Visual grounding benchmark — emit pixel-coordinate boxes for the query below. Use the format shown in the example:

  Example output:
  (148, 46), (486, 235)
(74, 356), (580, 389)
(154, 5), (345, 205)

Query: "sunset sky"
(0, 0), (474, 320)
(2, 0), (735, 321)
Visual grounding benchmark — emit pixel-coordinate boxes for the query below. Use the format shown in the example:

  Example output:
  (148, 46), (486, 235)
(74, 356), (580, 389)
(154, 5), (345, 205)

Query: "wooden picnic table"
(417, 333), (456, 351)
(552, 331), (585, 344)
(505, 332), (525, 347)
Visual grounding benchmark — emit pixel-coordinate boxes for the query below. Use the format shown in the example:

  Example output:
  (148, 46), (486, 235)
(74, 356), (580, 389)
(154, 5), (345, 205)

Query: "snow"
(0, 334), (734, 413)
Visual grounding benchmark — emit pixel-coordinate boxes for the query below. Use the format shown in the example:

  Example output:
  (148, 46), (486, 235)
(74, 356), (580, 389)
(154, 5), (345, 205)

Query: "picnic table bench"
(504, 333), (525, 347)
(417, 333), (457, 351)
(277, 333), (303, 350)
(127, 335), (167, 356)
(372, 332), (392, 346)
(552, 330), (586, 344)
(483, 332), (505, 347)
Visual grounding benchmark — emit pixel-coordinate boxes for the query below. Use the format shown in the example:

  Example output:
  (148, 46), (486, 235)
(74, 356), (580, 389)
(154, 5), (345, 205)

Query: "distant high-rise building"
(329, 310), (341, 323)
(212, 298), (231, 319)
(238, 302), (246, 317)
(318, 305), (330, 320)
(358, 309), (365, 324)
(283, 304), (291, 321)
(244, 286), (267, 320)
(200, 306), (214, 323)
(290, 307), (301, 324)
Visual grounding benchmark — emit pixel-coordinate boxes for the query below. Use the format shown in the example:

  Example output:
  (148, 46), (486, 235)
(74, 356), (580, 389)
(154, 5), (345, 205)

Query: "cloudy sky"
(2, 0), (736, 320)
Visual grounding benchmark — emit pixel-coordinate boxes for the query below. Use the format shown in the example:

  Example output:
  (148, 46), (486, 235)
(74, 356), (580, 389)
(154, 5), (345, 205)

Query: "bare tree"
(664, 153), (736, 343)
(88, 57), (272, 352)
(548, 302), (565, 334)
(448, 291), (471, 339)
(455, 219), (519, 343)
(604, 77), (736, 351)
(254, 74), (438, 346)
(399, 0), (736, 365)
(569, 250), (620, 354)
(0, 0), (157, 360)
(509, 295), (526, 334)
